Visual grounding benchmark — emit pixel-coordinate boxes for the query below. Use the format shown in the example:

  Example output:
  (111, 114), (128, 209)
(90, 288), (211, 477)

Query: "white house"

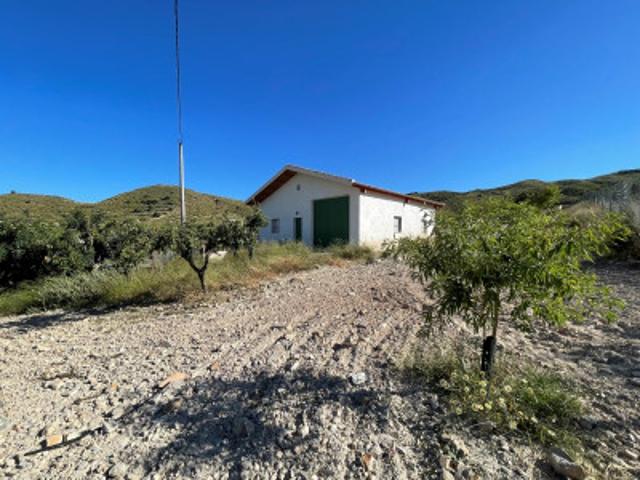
(247, 165), (443, 248)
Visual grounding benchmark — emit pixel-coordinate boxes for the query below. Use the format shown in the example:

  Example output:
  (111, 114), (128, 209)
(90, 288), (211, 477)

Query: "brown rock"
(361, 452), (375, 471)
(44, 434), (64, 448)
(157, 372), (189, 389)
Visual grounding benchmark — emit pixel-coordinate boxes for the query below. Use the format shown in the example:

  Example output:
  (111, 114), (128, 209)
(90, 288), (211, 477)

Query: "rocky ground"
(0, 260), (638, 479)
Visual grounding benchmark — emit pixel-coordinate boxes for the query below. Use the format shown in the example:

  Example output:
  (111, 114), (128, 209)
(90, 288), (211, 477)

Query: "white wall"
(258, 173), (360, 245)
(358, 191), (435, 248)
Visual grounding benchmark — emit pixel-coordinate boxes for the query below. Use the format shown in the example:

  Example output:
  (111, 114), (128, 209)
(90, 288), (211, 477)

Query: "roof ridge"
(247, 164), (444, 208)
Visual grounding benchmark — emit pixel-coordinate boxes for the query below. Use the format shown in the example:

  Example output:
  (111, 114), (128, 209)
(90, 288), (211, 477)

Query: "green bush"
(34, 270), (123, 310)
(0, 217), (64, 288)
(405, 345), (585, 453)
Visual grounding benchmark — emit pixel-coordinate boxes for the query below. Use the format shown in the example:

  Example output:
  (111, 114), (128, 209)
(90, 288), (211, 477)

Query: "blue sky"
(1, 1), (639, 202)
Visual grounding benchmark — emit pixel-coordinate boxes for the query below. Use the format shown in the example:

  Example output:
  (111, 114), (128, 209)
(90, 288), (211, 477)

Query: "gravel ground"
(0, 260), (638, 479)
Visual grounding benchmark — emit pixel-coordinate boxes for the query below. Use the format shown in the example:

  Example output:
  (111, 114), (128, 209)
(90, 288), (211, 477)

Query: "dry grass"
(0, 243), (355, 315)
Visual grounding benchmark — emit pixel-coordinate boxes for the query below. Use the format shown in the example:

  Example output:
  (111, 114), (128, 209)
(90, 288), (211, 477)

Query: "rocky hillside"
(415, 169), (640, 209)
(0, 185), (250, 224)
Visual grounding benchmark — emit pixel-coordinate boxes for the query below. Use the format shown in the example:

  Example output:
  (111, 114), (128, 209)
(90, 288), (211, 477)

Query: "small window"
(422, 214), (433, 234)
(296, 184), (301, 191)
(393, 216), (402, 234)
(271, 218), (280, 234)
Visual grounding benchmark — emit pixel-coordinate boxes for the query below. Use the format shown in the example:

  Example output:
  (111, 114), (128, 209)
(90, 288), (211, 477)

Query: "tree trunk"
(482, 317), (499, 400)
(481, 317), (499, 377)
(197, 269), (207, 293)
(185, 253), (209, 293)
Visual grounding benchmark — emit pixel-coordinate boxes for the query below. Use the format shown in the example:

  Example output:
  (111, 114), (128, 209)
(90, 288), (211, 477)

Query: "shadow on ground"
(116, 368), (435, 478)
(0, 308), (114, 333)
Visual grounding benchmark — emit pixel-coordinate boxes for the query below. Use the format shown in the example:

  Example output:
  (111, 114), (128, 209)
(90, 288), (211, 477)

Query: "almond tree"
(161, 209), (267, 292)
(393, 197), (629, 376)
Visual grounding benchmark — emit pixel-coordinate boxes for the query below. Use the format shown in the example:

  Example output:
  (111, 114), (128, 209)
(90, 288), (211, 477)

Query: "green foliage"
(513, 184), (561, 209)
(243, 209), (269, 258)
(0, 216), (63, 288)
(0, 209), (156, 289)
(0, 205), (266, 296)
(92, 216), (154, 273)
(31, 270), (125, 310)
(405, 345), (585, 452)
(158, 209), (268, 291)
(391, 198), (630, 337)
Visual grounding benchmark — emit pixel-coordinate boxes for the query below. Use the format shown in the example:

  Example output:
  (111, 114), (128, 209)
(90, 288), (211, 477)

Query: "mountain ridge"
(414, 168), (640, 208)
(0, 185), (250, 224)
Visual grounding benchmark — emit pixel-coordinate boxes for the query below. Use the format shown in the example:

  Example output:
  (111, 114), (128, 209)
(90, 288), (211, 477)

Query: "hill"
(93, 185), (250, 223)
(0, 185), (250, 224)
(415, 169), (640, 209)
(0, 193), (87, 223)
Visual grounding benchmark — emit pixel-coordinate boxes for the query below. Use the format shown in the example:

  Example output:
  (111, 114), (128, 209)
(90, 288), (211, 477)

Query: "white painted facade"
(358, 190), (435, 247)
(255, 173), (360, 245)
(248, 165), (441, 248)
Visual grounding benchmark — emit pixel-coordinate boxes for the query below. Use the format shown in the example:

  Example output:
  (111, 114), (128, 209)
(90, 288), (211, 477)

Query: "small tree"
(393, 198), (629, 377)
(161, 210), (267, 292)
(170, 222), (221, 292)
(243, 209), (268, 258)
(217, 217), (245, 256)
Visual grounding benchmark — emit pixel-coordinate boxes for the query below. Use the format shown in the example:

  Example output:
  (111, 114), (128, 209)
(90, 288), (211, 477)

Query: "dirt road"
(0, 260), (638, 479)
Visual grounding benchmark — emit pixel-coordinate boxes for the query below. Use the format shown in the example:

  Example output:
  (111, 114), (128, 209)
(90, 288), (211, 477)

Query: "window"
(271, 218), (280, 234)
(296, 184), (301, 191)
(422, 214), (433, 234)
(393, 216), (402, 234)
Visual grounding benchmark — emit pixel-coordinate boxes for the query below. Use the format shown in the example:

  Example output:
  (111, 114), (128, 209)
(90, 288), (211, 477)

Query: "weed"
(404, 344), (585, 454)
(326, 243), (376, 263)
(0, 243), (340, 315)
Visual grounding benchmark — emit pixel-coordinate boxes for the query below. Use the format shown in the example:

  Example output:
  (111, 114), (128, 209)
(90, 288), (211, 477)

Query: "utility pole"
(178, 141), (186, 223)
(174, 0), (186, 224)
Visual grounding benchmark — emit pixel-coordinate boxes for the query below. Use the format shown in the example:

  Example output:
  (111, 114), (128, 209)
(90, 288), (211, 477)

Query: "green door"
(294, 217), (303, 242)
(313, 196), (349, 247)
